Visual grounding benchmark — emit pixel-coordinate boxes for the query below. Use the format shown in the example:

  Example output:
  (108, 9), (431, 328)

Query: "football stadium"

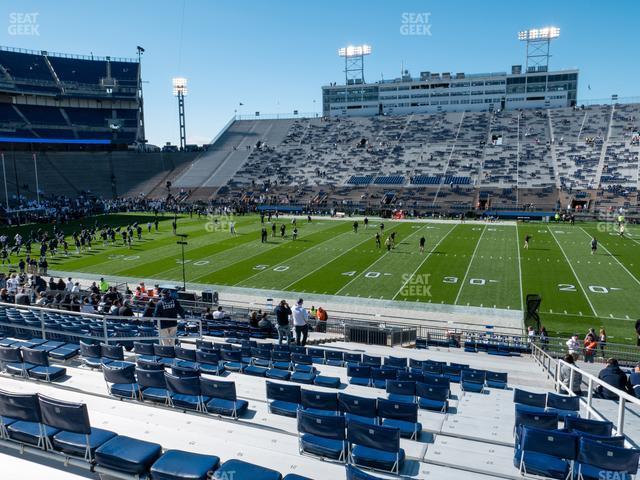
(0, 2), (639, 479)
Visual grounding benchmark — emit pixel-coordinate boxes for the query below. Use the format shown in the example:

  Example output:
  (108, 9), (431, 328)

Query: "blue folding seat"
(362, 354), (381, 368)
(461, 369), (486, 393)
(301, 389), (339, 416)
(514, 404), (558, 432)
(39, 395), (117, 462)
(421, 372), (450, 389)
(575, 437), (640, 480)
(486, 371), (508, 389)
(137, 357), (165, 370)
(422, 361), (443, 375)
(415, 338), (427, 350)
(273, 344), (290, 352)
(565, 416), (613, 437)
(514, 388), (547, 411)
(348, 365), (371, 387)
(514, 426), (577, 479)
(153, 344), (176, 366)
(164, 373), (208, 412)
(371, 367), (397, 389)
(266, 368), (291, 381)
(344, 352), (362, 366)
(251, 347), (272, 368)
(545, 392), (580, 420)
(306, 347), (326, 364)
(347, 421), (405, 474)
(22, 348), (66, 381)
(102, 363), (141, 400)
(416, 383), (449, 412)
(290, 345), (306, 355)
(384, 356), (407, 370)
(196, 339), (214, 350)
(464, 340), (478, 353)
(272, 351), (293, 371)
(339, 393), (377, 425)
(244, 364), (269, 377)
(442, 364), (463, 383)
(291, 353), (316, 374)
(174, 346), (198, 370)
(221, 349), (245, 372)
(297, 409), (346, 461)
(101, 343), (131, 369)
(0, 390), (58, 448)
(213, 459), (281, 480)
(137, 368), (170, 404)
(325, 350), (345, 367)
(150, 449), (220, 480)
(0, 345), (33, 377)
(134, 341), (156, 361)
(386, 380), (416, 403)
(80, 341), (107, 369)
(195, 350), (225, 375)
(408, 358), (424, 370)
(397, 371), (424, 383)
(346, 464), (386, 479)
(266, 381), (301, 417)
(314, 375), (341, 389)
(95, 435), (163, 475)
(377, 398), (421, 440)
(171, 364), (200, 378)
(48, 343), (80, 361)
(201, 378), (248, 418)
(291, 370), (316, 385)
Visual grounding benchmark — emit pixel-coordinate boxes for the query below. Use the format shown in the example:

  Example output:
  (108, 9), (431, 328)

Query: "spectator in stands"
(142, 300), (155, 318)
(292, 298), (309, 347)
(153, 289), (185, 346)
(566, 334), (581, 359)
(80, 297), (95, 314)
(258, 311), (272, 331)
(584, 337), (598, 363)
(274, 300), (292, 345)
(0, 288), (9, 303)
(584, 328), (596, 343)
(316, 306), (328, 333)
(15, 288), (30, 306)
(559, 354), (582, 395)
(635, 319), (640, 347)
(599, 328), (607, 357)
(56, 278), (66, 291)
(630, 364), (640, 398)
(202, 307), (214, 321)
(212, 306), (227, 320)
(100, 277), (109, 293)
(65, 277), (74, 292)
(596, 359), (634, 400)
(118, 300), (134, 317)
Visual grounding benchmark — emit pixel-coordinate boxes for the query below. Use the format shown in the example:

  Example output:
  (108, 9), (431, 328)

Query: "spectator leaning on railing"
(559, 354), (583, 396)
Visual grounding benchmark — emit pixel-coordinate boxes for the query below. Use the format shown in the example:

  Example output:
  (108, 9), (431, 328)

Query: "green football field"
(3, 213), (640, 343)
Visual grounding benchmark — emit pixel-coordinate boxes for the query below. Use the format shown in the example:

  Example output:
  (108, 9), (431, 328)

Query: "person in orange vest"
(316, 307), (328, 333)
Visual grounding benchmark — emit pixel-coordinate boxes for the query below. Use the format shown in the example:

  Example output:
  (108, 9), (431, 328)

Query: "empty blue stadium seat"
(266, 368), (291, 381)
(371, 367), (398, 389)
(195, 350), (225, 376)
(297, 409), (346, 461)
(165, 373), (208, 412)
(213, 459), (282, 480)
(150, 450), (221, 480)
(461, 369), (486, 393)
(301, 389), (338, 416)
(102, 363), (140, 400)
(347, 421), (405, 474)
(339, 393), (377, 426)
(416, 383), (449, 412)
(313, 375), (341, 389)
(386, 380), (416, 403)
(486, 371), (508, 389)
(266, 381), (301, 417)
(514, 388), (547, 409)
(576, 437), (640, 480)
(377, 398), (421, 440)
(137, 368), (170, 404)
(545, 392), (580, 420)
(514, 426), (577, 479)
(0, 390), (57, 448)
(348, 365), (371, 387)
(344, 353), (363, 365)
(565, 416), (613, 437)
(0, 345), (33, 377)
(201, 378), (248, 418)
(514, 404), (558, 431)
(95, 435), (162, 475)
(21, 348), (66, 381)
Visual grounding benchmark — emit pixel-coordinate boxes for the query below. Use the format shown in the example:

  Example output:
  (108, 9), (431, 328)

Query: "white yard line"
(515, 223), (525, 311)
(547, 226), (598, 317)
(392, 224), (458, 300)
(454, 225), (487, 305)
(335, 225), (426, 295)
(579, 226), (640, 287)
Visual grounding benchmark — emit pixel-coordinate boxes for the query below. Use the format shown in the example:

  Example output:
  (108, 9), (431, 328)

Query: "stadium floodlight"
(338, 44), (372, 57)
(518, 27), (560, 41)
(172, 77), (188, 97)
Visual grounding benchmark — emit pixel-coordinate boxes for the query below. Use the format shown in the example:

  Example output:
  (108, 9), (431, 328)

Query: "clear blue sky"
(1, 0), (638, 146)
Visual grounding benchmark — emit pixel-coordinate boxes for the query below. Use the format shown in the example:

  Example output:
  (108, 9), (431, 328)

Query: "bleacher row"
(512, 387), (640, 479)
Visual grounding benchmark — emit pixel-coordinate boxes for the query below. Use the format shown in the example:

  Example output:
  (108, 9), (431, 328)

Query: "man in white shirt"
(212, 306), (227, 320)
(292, 298), (309, 346)
(65, 277), (74, 291)
(71, 282), (81, 294)
(6, 274), (19, 295)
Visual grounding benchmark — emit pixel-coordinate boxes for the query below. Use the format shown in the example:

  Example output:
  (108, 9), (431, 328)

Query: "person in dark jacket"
(274, 300), (292, 345)
(635, 319), (640, 347)
(630, 364), (640, 398)
(153, 289), (185, 345)
(597, 358), (634, 400)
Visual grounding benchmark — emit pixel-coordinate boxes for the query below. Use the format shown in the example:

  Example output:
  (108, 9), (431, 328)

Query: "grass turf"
(2, 213), (640, 343)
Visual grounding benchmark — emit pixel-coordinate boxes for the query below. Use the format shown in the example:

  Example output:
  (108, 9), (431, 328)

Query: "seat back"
(306, 347), (325, 359)
(515, 404), (558, 431)
(266, 381), (301, 404)
(486, 371), (508, 384)
(0, 389), (41, 422)
(377, 398), (418, 423)
(164, 373), (201, 396)
(0, 346), (22, 363)
(251, 348), (271, 361)
(416, 382), (449, 401)
(520, 426), (578, 461)
(565, 416), (613, 436)
(297, 409), (346, 440)
(347, 421), (400, 453)
(196, 350), (221, 365)
(133, 342), (155, 356)
(408, 358), (424, 369)
(136, 368), (166, 389)
(347, 365), (371, 379)
(372, 367), (398, 381)
(100, 343), (124, 361)
(221, 350), (242, 362)
(325, 350), (344, 362)
(271, 351), (291, 362)
(136, 358), (165, 370)
(461, 369), (486, 384)
(200, 378), (237, 401)
(422, 373), (450, 388)
(385, 356), (407, 369)
(171, 365), (200, 378)
(577, 437), (640, 475)
(422, 362), (443, 374)
(338, 393), (377, 419)
(546, 392), (580, 412)
(397, 371), (424, 383)
(102, 363), (136, 385)
(79, 341), (101, 359)
(153, 344), (175, 359)
(344, 353), (362, 364)
(386, 380), (416, 396)
(301, 389), (338, 412)
(514, 388), (546, 408)
(195, 339), (213, 350)
(362, 354), (381, 367)
(175, 346), (196, 362)
(443, 364), (462, 376)
(38, 395), (91, 434)
(292, 353), (312, 365)
(21, 347), (49, 367)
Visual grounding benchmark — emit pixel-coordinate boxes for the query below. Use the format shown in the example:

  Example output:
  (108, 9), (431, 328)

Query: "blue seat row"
(514, 388), (581, 420)
(0, 345), (66, 381)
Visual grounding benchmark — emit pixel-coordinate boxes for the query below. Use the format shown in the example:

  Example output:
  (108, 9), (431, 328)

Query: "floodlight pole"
(33, 153), (40, 203)
(1, 153), (8, 210)
(177, 90), (186, 150)
(177, 233), (188, 292)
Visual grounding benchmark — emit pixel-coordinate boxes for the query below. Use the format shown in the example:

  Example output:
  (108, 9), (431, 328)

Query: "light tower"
(518, 27), (560, 72)
(338, 44), (372, 84)
(172, 77), (188, 150)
